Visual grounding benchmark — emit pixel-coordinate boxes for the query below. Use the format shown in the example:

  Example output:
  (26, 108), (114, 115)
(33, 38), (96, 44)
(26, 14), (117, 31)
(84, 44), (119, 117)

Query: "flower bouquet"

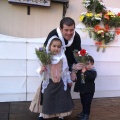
(108, 12), (120, 28)
(79, 12), (102, 27)
(79, 12), (102, 37)
(82, 0), (94, 12)
(82, 0), (106, 13)
(93, 25), (115, 52)
(103, 10), (117, 28)
(73, 49), (90, 84)
(35, 46), (52, 80)
(94, 0), (106, 13)
(73, 49), (90, 64)
(73, 49), (89, 64)
(35, 46), (51, 66)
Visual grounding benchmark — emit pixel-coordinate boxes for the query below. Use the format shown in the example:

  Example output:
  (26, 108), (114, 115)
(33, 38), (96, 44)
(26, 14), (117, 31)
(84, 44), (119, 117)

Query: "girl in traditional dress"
(41, 35), (74, 120)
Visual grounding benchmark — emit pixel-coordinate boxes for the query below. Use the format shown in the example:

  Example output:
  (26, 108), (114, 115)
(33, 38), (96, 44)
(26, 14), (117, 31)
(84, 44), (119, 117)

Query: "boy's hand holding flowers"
(73, 49), (90, 83)
(81, 65), (86, 73)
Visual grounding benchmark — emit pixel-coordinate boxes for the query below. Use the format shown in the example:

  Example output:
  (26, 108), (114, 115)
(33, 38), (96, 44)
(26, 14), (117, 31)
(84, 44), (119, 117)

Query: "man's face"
(60, 24), (75, 40)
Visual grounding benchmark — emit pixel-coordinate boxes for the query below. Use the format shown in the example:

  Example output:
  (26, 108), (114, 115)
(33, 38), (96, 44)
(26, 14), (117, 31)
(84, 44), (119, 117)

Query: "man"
(45, 17), (83, 75)
(39, 17), (83, 120)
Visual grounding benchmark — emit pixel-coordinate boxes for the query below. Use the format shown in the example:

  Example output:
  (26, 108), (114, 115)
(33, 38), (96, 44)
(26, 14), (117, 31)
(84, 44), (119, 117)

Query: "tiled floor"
(0, 97), (120, 120)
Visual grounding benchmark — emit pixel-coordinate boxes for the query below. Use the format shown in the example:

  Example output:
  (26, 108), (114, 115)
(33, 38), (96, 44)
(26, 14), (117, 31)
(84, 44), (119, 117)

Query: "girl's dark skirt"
(42, 79), (74, 118)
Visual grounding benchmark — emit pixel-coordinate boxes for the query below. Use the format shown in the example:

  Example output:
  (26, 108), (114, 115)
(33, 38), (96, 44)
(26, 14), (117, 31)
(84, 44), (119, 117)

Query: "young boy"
(73, 55), (97, 120)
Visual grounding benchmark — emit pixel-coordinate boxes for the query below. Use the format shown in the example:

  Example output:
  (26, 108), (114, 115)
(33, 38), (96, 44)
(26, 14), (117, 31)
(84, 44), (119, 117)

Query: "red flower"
(117, 13), (120, 16)
(104, 14), (110, 20)
(116, 28), (120, 35)
(95, 41), (102, 46)
(73, 49), (89, 64)
(80, 49), (87, 56)
(94, 25), (100, 31)
(105, 25), (109, 31)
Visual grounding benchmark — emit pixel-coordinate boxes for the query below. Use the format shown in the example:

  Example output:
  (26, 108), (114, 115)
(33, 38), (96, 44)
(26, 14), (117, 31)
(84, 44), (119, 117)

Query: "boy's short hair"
(88, 55), (94, 64)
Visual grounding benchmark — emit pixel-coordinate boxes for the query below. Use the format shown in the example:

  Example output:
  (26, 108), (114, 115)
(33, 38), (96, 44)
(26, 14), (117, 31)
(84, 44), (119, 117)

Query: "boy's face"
(49, 40), (62, 55)
(85, 61), (93, 70)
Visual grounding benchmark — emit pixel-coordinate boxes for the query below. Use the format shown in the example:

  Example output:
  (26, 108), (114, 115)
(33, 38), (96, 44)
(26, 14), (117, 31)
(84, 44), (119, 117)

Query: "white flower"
(81, 12), (87, 15)
(99, 1), (105, 6)
(95, 17), (101, 20)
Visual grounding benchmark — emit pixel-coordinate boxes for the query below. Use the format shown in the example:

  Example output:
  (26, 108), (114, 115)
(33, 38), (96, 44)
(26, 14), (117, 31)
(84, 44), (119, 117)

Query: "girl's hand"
(40, 66), (46, 74)
(68, 82), (72, 87)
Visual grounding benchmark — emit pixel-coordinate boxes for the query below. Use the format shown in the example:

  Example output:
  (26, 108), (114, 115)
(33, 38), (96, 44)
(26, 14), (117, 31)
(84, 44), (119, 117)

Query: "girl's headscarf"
(45, 35), (68, 71)
(42, 35), (71, 93)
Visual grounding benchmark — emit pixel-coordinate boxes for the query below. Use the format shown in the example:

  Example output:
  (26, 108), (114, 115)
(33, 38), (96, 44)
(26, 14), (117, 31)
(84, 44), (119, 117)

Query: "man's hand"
(81, 65), (86, 73)
(68, 82), (72, 87)
(71, 71), (77, 81)
(72, 63), (84, 70)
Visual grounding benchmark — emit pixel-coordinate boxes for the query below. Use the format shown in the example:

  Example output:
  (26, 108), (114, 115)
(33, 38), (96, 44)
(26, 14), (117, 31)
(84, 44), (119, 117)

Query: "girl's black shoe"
(58, 118), (64, 120)
(38, 117), (45, 120)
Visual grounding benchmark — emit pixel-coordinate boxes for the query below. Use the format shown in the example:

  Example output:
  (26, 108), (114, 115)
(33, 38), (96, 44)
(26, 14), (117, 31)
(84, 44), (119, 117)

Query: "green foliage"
(80, 12), (102, 28)
(82, 0), (106, 13)
(93, 30), (115, 44)
(109, 16), (120, 28)
(35, 47), (51, 66)
(94, 0), (106, 13)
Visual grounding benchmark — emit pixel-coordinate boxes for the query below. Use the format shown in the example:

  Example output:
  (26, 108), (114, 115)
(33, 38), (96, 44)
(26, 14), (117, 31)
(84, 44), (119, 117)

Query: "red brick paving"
(0, 97), (120, 120)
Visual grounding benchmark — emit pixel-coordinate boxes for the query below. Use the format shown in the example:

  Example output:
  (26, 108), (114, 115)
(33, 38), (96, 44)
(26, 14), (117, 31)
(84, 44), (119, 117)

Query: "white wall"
(0, 34), (44, 102)
(0, 27), (120, 102)
(0, 0), (120, 102)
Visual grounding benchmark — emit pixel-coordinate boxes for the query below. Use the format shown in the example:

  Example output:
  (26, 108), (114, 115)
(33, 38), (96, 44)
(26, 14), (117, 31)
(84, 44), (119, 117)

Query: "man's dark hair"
(88, 55), (94, 64)
(60, 17), (75, 29)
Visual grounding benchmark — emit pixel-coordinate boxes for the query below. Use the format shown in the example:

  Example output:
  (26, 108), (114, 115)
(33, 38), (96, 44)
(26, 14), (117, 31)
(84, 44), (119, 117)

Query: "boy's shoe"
(81, 114), (89, 120)
(77, 112), (84, 118)
(38, 117), (45, 120)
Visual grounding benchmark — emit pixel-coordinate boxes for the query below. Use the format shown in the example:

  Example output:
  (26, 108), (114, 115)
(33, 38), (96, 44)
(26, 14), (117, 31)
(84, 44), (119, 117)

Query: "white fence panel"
(27, 60), (40, 76)
(26, 38), (45, 60)
(82, 45), (120, 62)
(94, 61), (120, 76)
(0, 33), (120, 102)
(0, 77), (26, 102)
(0, 42), (26, 59)
(0, 77), (26, 94)
(0, 60), (26, 76)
